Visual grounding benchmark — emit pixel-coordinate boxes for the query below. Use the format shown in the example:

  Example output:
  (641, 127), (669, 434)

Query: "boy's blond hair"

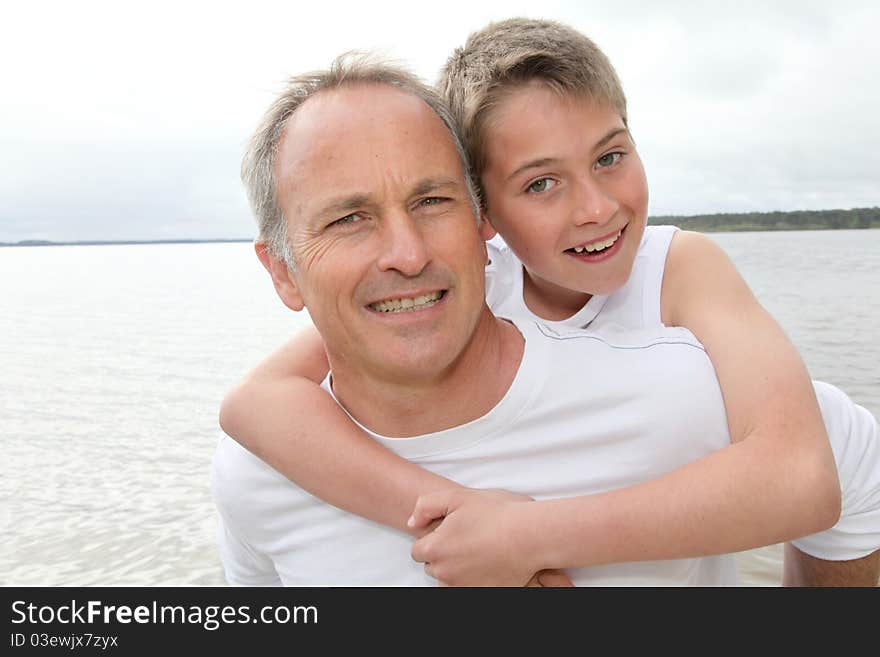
(438, 17), (628, 201)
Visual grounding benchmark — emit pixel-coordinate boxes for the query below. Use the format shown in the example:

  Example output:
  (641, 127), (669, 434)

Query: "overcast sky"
(2, 0), (878, 242)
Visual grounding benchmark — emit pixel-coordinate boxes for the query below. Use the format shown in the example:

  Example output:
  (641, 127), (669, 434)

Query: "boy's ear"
(255, 242), (305, 312)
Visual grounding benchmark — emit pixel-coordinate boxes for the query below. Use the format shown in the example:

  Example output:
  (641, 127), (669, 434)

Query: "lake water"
(2, 229), (878, 586)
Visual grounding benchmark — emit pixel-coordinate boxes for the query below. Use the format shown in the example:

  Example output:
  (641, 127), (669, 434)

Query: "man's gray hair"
(241, 53), (482, 269)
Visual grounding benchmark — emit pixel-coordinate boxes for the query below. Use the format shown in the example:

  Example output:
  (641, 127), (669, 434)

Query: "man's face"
(269, 84), (493, 384)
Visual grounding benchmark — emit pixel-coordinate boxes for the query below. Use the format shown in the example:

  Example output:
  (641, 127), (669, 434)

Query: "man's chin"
(378, 342), (454, 372)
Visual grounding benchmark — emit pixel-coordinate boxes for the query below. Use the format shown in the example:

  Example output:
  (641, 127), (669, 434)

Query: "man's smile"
(368, 290), (447, 314)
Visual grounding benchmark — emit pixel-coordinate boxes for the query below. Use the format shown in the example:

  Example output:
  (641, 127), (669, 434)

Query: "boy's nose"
(571, 177), (619, 226)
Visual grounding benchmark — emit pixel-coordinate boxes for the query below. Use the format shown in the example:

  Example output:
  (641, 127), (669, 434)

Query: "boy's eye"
(527, 178), (557, 193)
(596, 152), (623, 169)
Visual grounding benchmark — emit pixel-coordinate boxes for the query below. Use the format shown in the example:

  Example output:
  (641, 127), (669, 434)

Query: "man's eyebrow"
(506, 127), (630, 181)
(411, 176), (461, 197)
(316, 193), (372, 220)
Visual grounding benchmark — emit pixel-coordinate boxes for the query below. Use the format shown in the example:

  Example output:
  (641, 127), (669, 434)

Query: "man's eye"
(418, 197), (448, 208)
(527, 178), (557, 193)
(330, 213), (360, 227)
(596, 152), (623, 169)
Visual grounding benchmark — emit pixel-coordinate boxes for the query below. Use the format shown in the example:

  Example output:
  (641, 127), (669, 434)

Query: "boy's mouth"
(565, 228), (623, 255)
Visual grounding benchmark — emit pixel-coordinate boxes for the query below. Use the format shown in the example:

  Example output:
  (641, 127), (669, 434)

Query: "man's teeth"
(370, 291), (443, 313)
(571, 229), (622, 254)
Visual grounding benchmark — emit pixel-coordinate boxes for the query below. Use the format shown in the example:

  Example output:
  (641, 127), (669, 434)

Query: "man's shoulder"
(211, 433), (298, 513)
(213, 432), (270, 479)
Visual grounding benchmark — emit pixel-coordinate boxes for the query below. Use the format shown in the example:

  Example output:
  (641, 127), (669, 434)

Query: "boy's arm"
(220, 326), (574, 585)
(661, 230), (840, 537)
(411, 232), (843, 584)
(219, 325), (465, 536)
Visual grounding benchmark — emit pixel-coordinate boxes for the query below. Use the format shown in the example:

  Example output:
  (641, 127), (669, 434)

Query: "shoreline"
(0, 238), (254, 248)
(3, 226), (879, 248)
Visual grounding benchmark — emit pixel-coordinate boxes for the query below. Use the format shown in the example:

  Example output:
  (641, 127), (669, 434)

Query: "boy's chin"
(589, 268), (635, 296)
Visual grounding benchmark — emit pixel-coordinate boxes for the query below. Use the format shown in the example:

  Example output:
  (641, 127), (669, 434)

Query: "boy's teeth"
(370, 291), (443, 313)
(572, 229), (622, 254)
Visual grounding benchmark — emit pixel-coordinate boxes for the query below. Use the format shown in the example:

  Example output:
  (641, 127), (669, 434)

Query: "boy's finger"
(536, 569), (574, 587)
(525, 573), (542, 587)
(411, 534), (432, 564)
(407, 490), (456, 528)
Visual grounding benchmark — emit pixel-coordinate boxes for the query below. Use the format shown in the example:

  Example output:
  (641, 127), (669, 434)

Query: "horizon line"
(0, 238), (255, 247)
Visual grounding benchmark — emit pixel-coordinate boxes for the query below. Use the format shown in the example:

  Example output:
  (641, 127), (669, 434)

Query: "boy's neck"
(522, 267), (592, 321)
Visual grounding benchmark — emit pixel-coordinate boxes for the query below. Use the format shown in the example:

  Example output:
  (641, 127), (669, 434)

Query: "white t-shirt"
(486, 225), (880, 560)
(213, 318), (738, 586)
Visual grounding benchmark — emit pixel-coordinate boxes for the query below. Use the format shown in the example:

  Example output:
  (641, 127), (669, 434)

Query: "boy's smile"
(565, 227), (625, 259)
(480, 81), (649, 321)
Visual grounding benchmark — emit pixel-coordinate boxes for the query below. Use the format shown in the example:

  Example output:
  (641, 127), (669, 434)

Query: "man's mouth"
(368, 290), (445, 314)
(565, 228), (623, 255)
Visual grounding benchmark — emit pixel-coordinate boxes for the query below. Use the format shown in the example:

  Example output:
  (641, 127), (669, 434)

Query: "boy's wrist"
(508, 501), (551, 573)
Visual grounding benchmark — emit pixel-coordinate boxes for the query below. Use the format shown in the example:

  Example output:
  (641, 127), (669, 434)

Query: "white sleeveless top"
(485, 225), (678, 330)
(485, 224), (880, 561)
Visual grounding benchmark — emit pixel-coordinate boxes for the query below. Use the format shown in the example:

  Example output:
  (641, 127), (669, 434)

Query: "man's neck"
(329, 309), (524, 438)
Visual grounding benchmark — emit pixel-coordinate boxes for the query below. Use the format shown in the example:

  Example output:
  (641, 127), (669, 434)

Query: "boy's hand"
(409, 488), (565, 586)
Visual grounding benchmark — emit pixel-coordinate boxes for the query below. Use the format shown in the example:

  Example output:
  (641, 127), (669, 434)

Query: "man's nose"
(376, 212), (431, 276)
(571, 176), (618, 227)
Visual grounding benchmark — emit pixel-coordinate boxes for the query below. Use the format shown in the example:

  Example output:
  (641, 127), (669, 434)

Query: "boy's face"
(480, 82), (649, 317)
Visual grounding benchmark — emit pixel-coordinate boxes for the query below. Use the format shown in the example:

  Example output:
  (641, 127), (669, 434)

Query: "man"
(212, 56), (878, 586)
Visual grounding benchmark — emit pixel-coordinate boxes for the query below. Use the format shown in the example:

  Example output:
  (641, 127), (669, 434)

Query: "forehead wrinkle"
(279, 87), (466, 232)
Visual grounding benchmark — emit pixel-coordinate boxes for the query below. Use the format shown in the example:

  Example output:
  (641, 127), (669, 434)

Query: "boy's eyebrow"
(507, 157), (559, 182)
(594, 127), (629, 151)
(506, 127), (630, 182)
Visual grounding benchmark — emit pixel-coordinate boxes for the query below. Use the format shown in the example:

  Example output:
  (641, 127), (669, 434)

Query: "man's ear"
(478, 209), (497, 242)
(477, 210), (498, 265)
(477, 209), (495, 265)
(255, 242), (305, 312)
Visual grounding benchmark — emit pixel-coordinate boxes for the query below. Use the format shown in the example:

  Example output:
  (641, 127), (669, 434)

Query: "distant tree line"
(3, 208), (878, 246)
(650, 207), (880, 232)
